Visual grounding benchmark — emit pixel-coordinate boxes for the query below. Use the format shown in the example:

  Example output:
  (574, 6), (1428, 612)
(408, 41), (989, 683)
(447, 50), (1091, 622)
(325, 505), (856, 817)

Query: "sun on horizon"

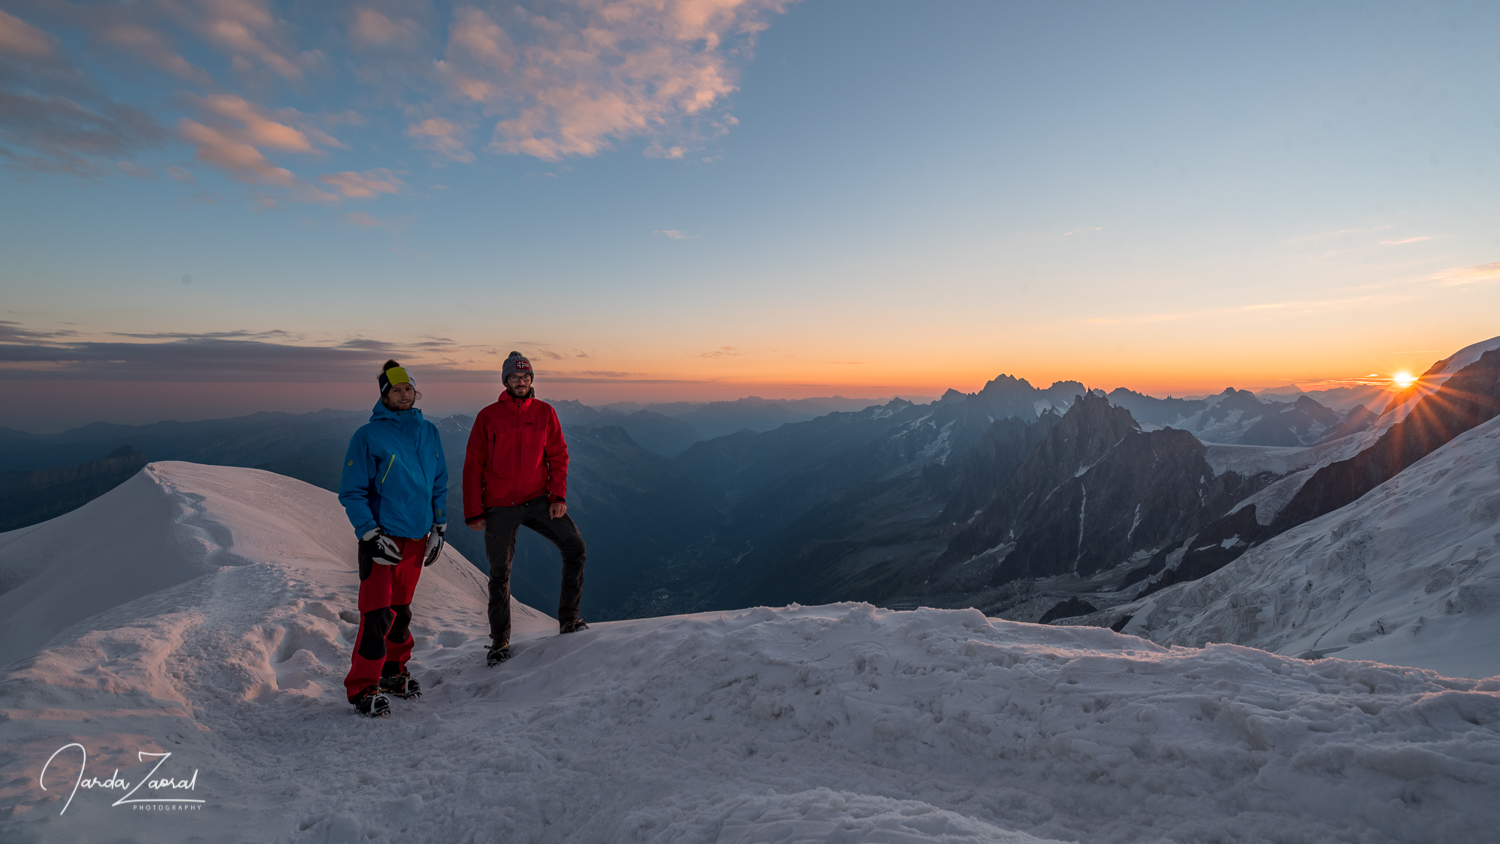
(1393, 371), (1417, 389)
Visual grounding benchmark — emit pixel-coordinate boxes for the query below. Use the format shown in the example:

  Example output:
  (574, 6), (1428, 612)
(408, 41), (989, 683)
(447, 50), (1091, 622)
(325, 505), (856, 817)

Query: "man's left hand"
(549, 501), (567, 520)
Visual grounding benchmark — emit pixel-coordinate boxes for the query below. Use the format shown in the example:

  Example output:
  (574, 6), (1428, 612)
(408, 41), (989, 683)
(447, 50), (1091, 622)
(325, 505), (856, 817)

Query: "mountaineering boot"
(559, 618), (588, 634)
(379, 670), (422, 699)
(486, 642), (511, 667)
(352, 686), (391, 717)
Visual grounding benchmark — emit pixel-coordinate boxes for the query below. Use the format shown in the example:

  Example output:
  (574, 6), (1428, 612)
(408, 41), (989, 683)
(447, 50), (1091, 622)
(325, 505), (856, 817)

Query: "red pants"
(344, 535), (425, 701)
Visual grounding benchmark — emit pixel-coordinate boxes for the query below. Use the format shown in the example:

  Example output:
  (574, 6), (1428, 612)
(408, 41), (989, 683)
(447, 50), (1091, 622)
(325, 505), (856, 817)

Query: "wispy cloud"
(0, 9), (57, 59)
(350, 8), (425, 50)
(654, 229), (696, 239)
(108, 329), (295, 340)
(0, 335), (389, 381)
(116, 161), (155, 178)
(97, 22), (213, 85)
(337, 338), (391, 351)
(0, 320), (78, 342)
(176, 94), (342, 195)
(406, 118), (474, 164)
(0, 329), (559, 383)
(1379, 235), (1435, 246)
(700, 346), (742, 358)
(320, 168), (404, 200)
(1432, 262), (1500, 287)
(340, 211), (415, 231)
(0, 12), (168, 177)
(438, 0), (795, 162)
(180, 0), (313, 82)
(341, 211), (382, 228)
(178, 118), (298, 187)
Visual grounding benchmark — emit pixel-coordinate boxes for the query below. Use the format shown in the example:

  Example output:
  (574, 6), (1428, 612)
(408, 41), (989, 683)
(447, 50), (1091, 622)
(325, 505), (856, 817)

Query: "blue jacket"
(339, 401), (448, 539)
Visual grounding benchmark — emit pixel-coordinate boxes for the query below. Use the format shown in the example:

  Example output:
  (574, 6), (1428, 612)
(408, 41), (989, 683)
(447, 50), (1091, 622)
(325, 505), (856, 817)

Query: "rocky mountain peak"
(1045, 380), (1089, 398)
(978, 374), (1035, 396)
(1051, 390), (1140, 447)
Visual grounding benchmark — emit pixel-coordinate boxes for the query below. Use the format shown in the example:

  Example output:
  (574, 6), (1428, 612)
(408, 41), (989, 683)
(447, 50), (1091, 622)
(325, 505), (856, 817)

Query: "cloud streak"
(185, 0), (311, 82)
(321, 168), (404, 199)
(351, 8), (425, 50)
(0, 11), (169, 177)
(407, 118), (475, 163)
(0, 321), (78, 342)
(176, 94), (350, 197)
(97, 22), (213, 85)
(0, 332), (501, 382)
(0, 9), (56, 58)
(1433, 262), (1500, 287)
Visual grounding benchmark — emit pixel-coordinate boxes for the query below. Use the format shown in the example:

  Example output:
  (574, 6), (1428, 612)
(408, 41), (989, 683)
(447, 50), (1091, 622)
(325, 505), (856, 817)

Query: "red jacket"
(463, 393), (570, 522)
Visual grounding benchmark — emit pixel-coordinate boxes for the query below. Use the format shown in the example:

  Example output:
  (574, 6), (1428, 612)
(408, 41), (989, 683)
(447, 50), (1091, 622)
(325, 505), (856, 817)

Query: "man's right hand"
(360, 527), (403, 565)
(467, 518), (484, 532)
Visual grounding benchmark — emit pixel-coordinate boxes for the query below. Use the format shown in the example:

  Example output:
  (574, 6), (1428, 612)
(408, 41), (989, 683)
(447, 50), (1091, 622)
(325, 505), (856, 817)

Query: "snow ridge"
(2, 463), (1499, 843)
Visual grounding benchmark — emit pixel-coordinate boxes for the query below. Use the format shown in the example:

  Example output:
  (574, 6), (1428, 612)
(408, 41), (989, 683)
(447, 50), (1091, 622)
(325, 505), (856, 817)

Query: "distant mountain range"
(0, 446), (146, 532)
(597, 395), (916, 441)
(1253, 382), (1392, 412)
(6, 340), (1497, 650)
(1097, 394), (1500, 679)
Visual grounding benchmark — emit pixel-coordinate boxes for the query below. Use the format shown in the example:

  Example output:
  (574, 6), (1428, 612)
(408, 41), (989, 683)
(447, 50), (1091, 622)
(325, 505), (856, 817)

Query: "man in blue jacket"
(338, 360), (448, 717)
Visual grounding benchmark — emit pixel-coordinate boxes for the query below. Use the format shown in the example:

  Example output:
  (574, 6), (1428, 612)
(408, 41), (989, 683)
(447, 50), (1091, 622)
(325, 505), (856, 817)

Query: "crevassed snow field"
(1, 463), (1498, 843)
(1127, 414), (1500, 679)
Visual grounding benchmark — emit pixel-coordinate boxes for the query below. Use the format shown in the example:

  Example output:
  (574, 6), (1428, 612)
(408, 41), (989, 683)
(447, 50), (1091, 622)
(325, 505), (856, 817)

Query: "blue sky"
(1, 0), (1497, 430)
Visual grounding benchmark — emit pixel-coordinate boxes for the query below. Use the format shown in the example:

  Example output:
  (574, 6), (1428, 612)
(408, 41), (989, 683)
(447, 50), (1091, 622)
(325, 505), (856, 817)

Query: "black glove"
(423, 524), (446, 567)
(360, 527), (402, 566)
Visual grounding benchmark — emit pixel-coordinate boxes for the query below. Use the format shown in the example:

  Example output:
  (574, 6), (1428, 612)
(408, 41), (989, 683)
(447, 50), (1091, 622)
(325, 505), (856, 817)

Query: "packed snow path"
(1, 464), (1497, 843)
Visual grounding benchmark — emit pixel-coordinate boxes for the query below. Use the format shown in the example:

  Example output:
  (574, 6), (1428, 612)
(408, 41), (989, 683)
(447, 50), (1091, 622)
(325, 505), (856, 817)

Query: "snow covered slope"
(1121, 414), (1500, 679)
(3, 463), (1499, 843)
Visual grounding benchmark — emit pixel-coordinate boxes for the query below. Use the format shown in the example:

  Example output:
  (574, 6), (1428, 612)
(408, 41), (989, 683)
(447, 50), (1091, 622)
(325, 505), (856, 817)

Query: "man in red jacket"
(464, 351), (587, 665)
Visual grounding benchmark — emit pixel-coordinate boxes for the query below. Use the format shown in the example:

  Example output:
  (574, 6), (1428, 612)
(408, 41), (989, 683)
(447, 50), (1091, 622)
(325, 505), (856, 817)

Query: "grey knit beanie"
(502, 351), (533, 382)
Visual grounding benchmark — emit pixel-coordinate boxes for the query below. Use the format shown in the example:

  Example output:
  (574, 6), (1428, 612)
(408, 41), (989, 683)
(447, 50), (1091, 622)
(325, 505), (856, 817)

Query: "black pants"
(484, 496), (586, 645)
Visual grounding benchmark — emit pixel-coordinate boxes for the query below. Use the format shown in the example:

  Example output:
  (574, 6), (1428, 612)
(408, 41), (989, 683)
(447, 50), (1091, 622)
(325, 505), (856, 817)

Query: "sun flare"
(1393, 371), (1416, 389)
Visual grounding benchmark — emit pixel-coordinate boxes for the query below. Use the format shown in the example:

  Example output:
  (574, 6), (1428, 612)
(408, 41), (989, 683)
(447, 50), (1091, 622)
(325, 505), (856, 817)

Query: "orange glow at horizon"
(1392, 371), (1416, 389)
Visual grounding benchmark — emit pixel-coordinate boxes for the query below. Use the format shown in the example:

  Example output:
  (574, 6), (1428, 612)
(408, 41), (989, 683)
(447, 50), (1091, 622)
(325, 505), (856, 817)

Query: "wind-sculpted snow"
(2, 464), (1499, 843)
(1124, 415), (1500, 680)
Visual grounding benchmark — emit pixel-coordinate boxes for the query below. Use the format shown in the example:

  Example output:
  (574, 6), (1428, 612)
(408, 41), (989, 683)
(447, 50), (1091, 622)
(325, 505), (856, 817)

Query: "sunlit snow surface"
(2, 463), (1498, 843)
(1127, 414), (1500, 680)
